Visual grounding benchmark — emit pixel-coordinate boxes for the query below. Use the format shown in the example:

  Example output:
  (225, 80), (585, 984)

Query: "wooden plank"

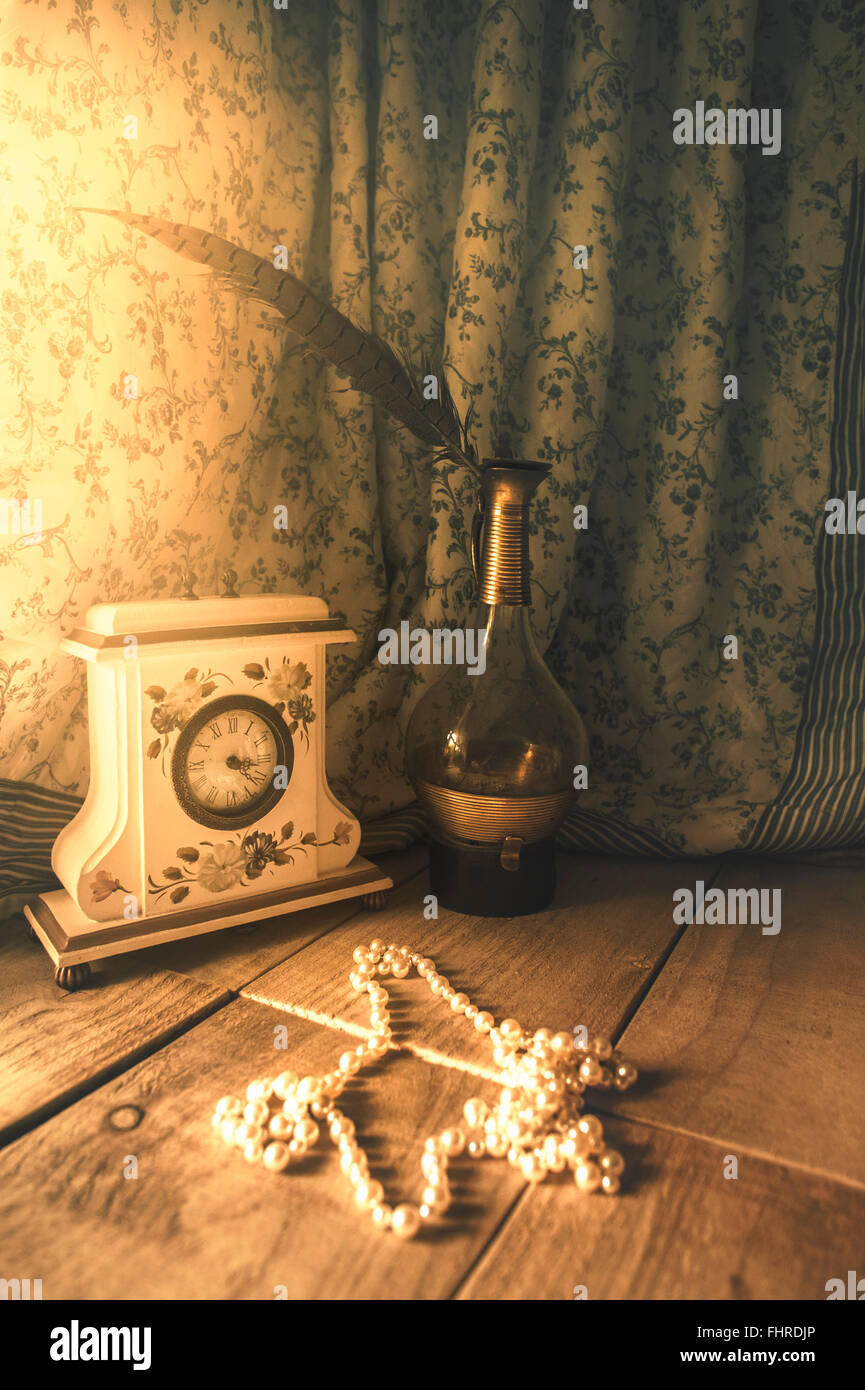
(0, 998), (526, 1300)
(457, 1114), (865, 1300)
(601, 860), (865, 1187)
(243, 855), (720, 1075)
(0, 913), (229, 1145)
(143, 847), (426, 992)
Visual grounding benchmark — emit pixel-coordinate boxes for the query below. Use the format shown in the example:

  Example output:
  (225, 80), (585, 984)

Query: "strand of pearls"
(211, 939), (638, 1239)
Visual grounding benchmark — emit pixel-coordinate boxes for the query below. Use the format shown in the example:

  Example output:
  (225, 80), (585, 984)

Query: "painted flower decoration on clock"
(145, 667), (224, 764)
(147, 820), (354, 904)
(242, 657), (316, 748)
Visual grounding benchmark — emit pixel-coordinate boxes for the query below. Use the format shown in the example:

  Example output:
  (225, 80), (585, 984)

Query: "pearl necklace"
(211, 939), (638, 1239)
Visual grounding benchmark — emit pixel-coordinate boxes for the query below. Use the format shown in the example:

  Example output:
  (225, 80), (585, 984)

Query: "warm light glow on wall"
(0, 1), (313, 790)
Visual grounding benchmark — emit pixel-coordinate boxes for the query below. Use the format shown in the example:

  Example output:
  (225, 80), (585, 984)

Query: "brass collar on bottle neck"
(472, 461), (551, 605)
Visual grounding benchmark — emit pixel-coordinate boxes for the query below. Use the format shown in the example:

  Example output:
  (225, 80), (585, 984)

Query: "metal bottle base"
(428, 836), (556, 916)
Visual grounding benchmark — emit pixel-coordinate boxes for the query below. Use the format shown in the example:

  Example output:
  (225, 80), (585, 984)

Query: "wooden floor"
(1, 849), (863, 1301)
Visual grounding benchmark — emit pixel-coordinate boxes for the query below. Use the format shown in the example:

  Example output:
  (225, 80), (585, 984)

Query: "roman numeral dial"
(171, 694), (293, 830)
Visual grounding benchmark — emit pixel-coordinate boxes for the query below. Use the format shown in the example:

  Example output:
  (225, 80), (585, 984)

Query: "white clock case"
(25, 593), (392, 984)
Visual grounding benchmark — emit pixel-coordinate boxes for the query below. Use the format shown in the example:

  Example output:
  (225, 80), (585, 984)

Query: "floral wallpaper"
(1, 0), (864, 897)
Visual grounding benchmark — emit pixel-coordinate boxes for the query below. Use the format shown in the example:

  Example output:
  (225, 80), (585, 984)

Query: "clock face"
(171, 694), (293, 830)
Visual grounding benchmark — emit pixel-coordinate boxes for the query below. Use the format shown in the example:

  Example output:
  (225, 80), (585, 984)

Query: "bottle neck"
(478, 498), (533, 605)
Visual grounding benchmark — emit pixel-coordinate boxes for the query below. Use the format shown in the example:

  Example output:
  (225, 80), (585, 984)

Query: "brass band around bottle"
(416, 781), (575, 845)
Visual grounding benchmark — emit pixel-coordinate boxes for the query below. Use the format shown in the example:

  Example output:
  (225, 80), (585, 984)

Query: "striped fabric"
(0, 778), (84, 905)
(749, 164), (865, 854)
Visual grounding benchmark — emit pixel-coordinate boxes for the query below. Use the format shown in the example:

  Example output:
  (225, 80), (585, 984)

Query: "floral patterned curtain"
(2, 0), (864, 912)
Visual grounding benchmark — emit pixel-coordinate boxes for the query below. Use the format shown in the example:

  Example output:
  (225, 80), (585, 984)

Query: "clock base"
(24, 856), (393, 982)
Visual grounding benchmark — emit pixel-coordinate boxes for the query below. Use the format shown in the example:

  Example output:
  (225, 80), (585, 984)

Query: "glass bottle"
(405, 460), (588, 914)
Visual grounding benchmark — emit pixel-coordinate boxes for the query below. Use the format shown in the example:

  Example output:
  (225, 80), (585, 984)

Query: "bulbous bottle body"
(406, 605), (587, 832)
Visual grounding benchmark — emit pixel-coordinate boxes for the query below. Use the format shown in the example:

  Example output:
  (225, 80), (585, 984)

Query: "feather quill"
(71, 208), (477, 470)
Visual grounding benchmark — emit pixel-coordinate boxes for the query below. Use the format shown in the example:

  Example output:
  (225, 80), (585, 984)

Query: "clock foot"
(54, 962), (92, 992)
(361, 889), (390, 911)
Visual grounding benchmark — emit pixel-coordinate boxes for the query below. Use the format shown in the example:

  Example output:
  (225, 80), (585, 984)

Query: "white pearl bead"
(550, 1031), (573, 1055)
(354, 1179), (384, 1210)
(243, 1137), (265, 1164)
(474, 1011), (494, 1033)
(574, 1161), (602, 1192)
(287, 1138), (307, 1159)
(440, 1127), (466, 1157)
(391, 1204), (421, 1239)
(246, 1078), (274, 1102)
(215, 1095), (242, 1117)
(520, 1152), (546, 1183)
(543, 1137), (565, 1172)
(421, 1184), (450, 1211)
(220, 1118), (240, 1145)
(463, 1097), (488, 1129)
(600, 1172), (621, 1195)
(371, 1203), (392, 1229)
(578, 1114), (602, 1137)
(263, 1141), (291, 1172)
(243, 1099), (269, 1126)
(467, 1138), (485, 1160)
(500, 1018), (522, 1041)
(600, 1149), (624, 1175)
(269, 1113), (294, 1140)
(272, 1071), (298, 1099)
(294, 1118), (319, 1146)
(450, 992), (469, 1012)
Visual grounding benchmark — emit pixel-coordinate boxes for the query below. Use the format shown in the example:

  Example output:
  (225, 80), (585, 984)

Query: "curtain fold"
(1, 0), (864, 912)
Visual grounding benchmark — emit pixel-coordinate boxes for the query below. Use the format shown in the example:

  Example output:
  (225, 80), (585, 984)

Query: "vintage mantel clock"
(25, 575), (392, 989)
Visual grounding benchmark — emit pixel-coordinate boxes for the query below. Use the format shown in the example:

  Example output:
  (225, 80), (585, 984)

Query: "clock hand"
(225, 754), (257, 782)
